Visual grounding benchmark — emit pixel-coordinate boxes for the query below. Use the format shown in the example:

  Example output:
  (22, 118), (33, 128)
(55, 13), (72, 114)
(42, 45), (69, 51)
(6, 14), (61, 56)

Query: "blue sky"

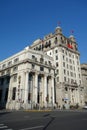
(0, 0), (87, 63)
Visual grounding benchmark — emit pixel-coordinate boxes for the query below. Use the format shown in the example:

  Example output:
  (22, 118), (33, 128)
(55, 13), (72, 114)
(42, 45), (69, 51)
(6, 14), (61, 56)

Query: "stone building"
(30, 26), (84, 108)
(0, 47), (55, 110)
(81, 64), (87, 105)
(0, 26), (84, 110)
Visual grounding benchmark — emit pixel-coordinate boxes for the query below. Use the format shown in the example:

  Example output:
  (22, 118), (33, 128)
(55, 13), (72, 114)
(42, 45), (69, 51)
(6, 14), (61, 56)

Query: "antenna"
(70, 30), (74, 35)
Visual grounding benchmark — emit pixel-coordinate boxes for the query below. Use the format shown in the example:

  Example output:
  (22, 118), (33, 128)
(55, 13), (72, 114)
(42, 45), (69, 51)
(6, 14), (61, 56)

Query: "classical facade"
(0, 47), (55, 110)
(0, 26), (85, 110)
(81, 64), (87, 104)
(30, 26), (84, 108)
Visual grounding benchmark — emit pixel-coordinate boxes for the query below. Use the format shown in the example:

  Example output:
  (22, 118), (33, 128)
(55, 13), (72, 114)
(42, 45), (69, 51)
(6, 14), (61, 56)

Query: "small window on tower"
(40, 66), (44, 71)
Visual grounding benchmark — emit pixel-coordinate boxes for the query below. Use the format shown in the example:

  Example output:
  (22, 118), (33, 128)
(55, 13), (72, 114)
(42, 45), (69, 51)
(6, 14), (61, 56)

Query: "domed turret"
(69, 35), (76, 42)
(55, 26), (62, 34)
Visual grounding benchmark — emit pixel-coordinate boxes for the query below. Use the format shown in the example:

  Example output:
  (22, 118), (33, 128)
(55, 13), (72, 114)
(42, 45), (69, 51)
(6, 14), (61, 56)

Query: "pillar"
(51, 76), (55, 106)
(43, 75), (47, 107)
(24, 71), (29, 103)
(34, 73), (38, 104)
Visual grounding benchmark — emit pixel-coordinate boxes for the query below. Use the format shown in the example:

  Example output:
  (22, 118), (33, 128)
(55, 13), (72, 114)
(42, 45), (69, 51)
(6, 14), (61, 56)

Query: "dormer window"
(2, 64), (6, 68)
(14, 58), (19, 63)
(8, 61), (12, 66)
(13, 66), (18, 72)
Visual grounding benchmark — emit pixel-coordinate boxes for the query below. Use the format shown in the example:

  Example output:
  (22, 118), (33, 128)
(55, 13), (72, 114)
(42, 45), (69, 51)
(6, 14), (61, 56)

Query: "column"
(77, 88), (80, 105)
(43, 75), (47, 107)
(34, 73), (38, 104)
(51, 76), (55, 105)
(68, 88), (71, 106)
(24, 71), (29, 103)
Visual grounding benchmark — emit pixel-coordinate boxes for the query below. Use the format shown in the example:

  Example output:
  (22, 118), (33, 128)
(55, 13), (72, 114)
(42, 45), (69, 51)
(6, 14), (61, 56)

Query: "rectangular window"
(40, 66), (44, 71)
(70, 65), (72, 70)
(67, 64), (68, 69)
(12, 87), (16, 100)
(63, 62), (65, 67)
(56, 55), (58, 60)
(55, 49), (58, 53)
(64, 77), (66, 82)
(68, 78), (70, 83)
(70, 72), (73, 77)
(67, 71), (69, 76)
(56, 62), (59, 67)
(64, 69), (66, 75)
(79, 74), (80, 78)
(69, 59), (72, 64)
(63, 55), (65, 60)
(79, 80), (81, 84)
